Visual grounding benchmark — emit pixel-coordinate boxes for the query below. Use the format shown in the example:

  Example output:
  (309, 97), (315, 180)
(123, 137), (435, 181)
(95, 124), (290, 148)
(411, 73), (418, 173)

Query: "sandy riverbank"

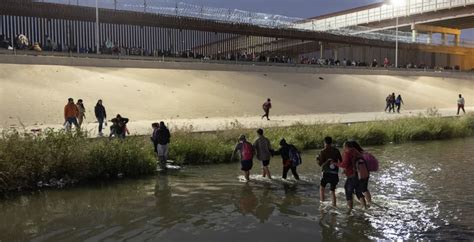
(4, 108), (472, 136)
(1, 63), (473, 132)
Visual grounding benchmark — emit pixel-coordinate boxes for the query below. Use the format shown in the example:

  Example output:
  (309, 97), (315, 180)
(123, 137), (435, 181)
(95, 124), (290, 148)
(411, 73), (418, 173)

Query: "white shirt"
(458, 97), (465, 105)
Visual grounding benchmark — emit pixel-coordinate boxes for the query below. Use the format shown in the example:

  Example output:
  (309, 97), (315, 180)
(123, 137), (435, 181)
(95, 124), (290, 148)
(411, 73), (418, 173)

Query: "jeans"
(97, 117), (104, 133)
(65, 117), (79, 130)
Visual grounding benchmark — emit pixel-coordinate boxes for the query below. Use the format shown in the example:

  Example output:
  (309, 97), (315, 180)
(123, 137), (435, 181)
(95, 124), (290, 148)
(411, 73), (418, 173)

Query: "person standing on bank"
(261, 98), (272, 121)
(156, 121), (171, 170)
(395, 95), (404, 113)
(457, 94), (466, 115)
(64, 97), (80, 131)
(253, 128), (273, 179)
(76, 99), (86, 127)
(317, 136), (342, 207)
(94, 100), (107, 136)
(232, 135), (254, 182)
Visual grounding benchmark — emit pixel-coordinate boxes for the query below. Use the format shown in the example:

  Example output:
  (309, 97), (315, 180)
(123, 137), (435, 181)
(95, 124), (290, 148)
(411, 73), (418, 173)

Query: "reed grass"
(1, 114), (473, 193)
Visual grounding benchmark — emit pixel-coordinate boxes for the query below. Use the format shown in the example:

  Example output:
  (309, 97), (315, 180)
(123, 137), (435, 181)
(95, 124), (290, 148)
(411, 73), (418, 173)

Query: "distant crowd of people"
(1, 33), (465, 71)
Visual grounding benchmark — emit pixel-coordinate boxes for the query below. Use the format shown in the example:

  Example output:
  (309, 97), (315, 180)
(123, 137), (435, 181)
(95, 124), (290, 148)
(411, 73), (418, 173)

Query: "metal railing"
(297, 0), (474, 31)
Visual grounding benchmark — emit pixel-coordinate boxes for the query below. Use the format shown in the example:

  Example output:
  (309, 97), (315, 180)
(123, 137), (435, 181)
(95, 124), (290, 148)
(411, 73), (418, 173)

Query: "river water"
(1, 138), (474, 241)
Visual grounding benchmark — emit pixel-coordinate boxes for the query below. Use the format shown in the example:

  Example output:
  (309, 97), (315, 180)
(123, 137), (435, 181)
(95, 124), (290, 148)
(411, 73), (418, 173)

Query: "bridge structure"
(0, 0), (473, 69)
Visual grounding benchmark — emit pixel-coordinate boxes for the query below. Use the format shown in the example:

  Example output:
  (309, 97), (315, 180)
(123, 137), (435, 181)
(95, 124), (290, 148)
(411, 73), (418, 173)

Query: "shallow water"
(1, 138), (474, 241)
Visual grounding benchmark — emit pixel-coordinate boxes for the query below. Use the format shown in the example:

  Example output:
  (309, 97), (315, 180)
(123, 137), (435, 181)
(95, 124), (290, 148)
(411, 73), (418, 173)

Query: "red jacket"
(338, 148), (362, 177)
(64, 103), (79, 119)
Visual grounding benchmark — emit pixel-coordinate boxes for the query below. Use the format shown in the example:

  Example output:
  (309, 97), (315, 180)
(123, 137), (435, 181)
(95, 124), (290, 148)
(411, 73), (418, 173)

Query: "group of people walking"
(230, 129), (379, 212)
(231, 129), (302, 182)
(63, 98), (86, 130)
(318, 138), (378, 211)
(384, 93), (404, 113)
(63, 98), (131, 139)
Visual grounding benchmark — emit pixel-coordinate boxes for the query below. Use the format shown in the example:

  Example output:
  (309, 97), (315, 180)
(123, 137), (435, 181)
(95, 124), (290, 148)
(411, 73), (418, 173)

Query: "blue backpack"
(289, 145), (302, 167)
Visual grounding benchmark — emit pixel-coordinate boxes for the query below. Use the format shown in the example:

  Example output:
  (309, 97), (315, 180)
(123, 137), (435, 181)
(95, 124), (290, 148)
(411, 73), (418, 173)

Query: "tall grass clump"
(0, 129), (155, 193)
(164, 114), (474, 165)
(2, 114), (474, 193)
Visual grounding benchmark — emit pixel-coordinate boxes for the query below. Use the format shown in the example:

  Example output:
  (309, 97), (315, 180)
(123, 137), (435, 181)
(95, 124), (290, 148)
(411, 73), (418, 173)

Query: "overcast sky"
(182, 0), (473, 39)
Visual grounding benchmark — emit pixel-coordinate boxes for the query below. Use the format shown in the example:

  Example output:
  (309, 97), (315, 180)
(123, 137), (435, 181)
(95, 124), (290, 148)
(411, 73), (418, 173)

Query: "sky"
(181, 0), (473, 39)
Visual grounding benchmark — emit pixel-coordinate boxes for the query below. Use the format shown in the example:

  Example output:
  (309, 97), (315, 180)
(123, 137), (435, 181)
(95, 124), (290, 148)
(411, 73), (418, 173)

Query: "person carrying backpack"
(317, 136), (342, 207)
(337, 141), (368, 212)
(274, 139), (300, 180)
(232, 135), (254, 181)
(352, 141), (378, 207)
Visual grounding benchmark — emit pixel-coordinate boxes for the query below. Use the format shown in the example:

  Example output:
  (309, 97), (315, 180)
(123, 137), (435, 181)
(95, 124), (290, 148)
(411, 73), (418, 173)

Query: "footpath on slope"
(5, 107), (472, 136)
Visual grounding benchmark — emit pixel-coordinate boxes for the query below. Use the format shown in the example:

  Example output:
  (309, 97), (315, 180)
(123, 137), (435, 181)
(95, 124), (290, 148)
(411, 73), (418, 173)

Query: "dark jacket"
(95, 104), (107, 119)
(157, 127), (171, 145)
(274, 144), (298, 161)
(274, 144), (298, 167)
(151, 128), (160, 152)
(317, 146), (342, 174)
(110, 117), (129, 135)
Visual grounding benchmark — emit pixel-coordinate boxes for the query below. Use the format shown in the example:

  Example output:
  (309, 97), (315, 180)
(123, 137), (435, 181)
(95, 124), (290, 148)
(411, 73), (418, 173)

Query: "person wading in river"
(151, 122), (160, 160)
(156, 121), (171, 170)
(274, 139), (300, 180)
(253, 128), (273, 179)
(317, 136), (342, 207)
(338, 141), (367, 213)
(232, 135), (254, 182)
(352, 141), (373, 207)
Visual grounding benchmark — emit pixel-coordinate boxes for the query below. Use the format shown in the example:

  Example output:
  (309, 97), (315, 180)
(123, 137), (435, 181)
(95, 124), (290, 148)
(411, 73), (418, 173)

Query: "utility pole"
(95, 0), (100, 54)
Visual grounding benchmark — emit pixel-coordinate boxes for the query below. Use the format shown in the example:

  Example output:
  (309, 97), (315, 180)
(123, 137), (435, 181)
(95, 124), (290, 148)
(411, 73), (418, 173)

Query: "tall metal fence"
(31, 0), (474, 48)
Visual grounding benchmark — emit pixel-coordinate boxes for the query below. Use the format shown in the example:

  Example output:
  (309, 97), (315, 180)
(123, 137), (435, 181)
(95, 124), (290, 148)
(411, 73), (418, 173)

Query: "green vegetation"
(170, 114), (474, 164)
(0, 130), (156, 193)
(1, 114), (474, 193)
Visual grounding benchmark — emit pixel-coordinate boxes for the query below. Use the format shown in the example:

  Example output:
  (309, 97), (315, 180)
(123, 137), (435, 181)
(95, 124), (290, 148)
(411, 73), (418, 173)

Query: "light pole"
(387, 0), (405, 68)
(95, 0), (100, 54)
(395, 15), (398, 68)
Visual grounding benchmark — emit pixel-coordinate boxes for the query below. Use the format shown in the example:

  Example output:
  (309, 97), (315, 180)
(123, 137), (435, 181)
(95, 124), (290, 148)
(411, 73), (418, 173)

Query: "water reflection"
(255, 184), (275, 223)
(1, 138), (474, 240)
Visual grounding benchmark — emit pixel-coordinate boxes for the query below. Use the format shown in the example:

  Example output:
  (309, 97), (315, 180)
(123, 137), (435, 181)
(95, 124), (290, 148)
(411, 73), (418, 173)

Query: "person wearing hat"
(231, 134), (255, 181)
